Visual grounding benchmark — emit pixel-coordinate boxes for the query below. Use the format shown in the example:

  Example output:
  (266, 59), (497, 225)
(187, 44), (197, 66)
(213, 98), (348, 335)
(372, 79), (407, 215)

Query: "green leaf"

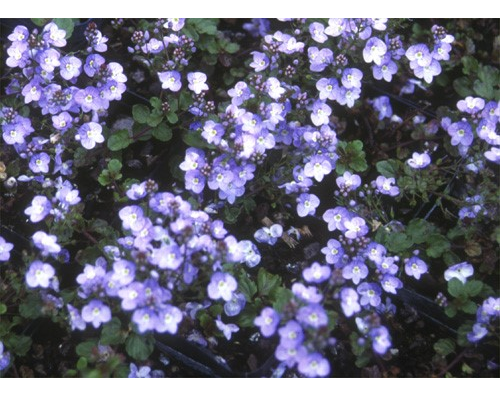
(461, 55), (479, 76)
(107, 129), (132, 151)
(407, 218), (433, 244)
(182, 131), (208, 148)
(151, 122), (173, 142)
(179, 91), (192, 111)
(453, 77), (474, 98)
(461, 300), (478, 314)
(149, 96), (162, 109)
(236, 305), (258, 328)
(448, 278), (466, 298)
(0, 304), (6, 315)
(19, 294), (43, 319)
(385, 232), (413, 253)
(376, 159), (400, 179)
(271, 287), (293, 312)
(238, 274), (257, 300)
(53, 18), (77, 39)
(125, 333), (154, 360)
(464, 280), (483, 297)
(147, 113), (164, 128)
(433, 338), (456, 357)
(76, 339), (98, 358)
(77, 357), (88, 371)
(132, 104), (151, 124)
(473, 79), (494, 100)
(445, 305), (457, 318)
(31, 18), (51, 26)
(100, 318), (125, 345)
(425, 234), (450, 258)
(5, 334), (32, 356)
(167, 112), (178, 124)
(224, 42), (240, 54)
(224, 206), (241, 224)
(107, 159), (122, 174)
(257, 268), (281, 297)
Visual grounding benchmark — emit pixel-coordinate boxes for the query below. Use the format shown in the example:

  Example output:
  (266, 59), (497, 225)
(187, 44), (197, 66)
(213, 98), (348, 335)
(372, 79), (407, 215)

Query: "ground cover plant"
(0, 18), (499, 378)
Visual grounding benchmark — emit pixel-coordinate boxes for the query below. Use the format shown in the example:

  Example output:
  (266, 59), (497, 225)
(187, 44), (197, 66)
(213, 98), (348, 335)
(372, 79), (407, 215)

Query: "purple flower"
(6, 41), (29, 68)
(343, 217), (369, 239)
(336, 87), (361, 108)
(52, 112), (73, 131)
(323, 206), (352, 232)
(275, 344), (307, 368)
(36, 48), (61, 73)
(249, 51), (269, 72)
(369, 326), (392, 354)
(406, 44), (432, 68)
(363, 37), (387, 65)
(8, 25), (29, 42)
(413, 59), (442, 83)
(26, 260), (55, 288)
(304, 154), (332, 182)
(310, 100), (331, 126)
(43, 22), (67, 47)
(303, 262), (331, 283)
(118, 282), (146, 311)
(316, 78), (339, 101)
(375, 175), (400, 196)
(158, 70), (182, 92)
(32, 231), (61, 256)
(215, 317), (239, 340)
(297, 303), (328, 329)
(74, 87), (103, 113)
(371, 95), (392, 120)
(336, 171), (362, 191)
(207, 272), (237, 301)
(228, 81), (251, 106)
(292, 283), (323, 304)
(381, 274), (403, 294)
(432, 42), (452, 61)
(297, 193), (320, 217)
(254, 307), (280, 337)
(111, 259), (136, 286)
(444, 262), (474, 284)
(29, 152), (51, 173)
(341, 68), (363, 89)
(365, 242), (387, 265)
(0, 236), (14, 261)
(266, 77), (285, 100)
(180, 147), (206, 172)
(377, 256), (399, 275)
(2, 121), (30, 145)
(485, 147), (500, 164)
(77, 122), (104, 150)
(321, 239), (344, 266)
(224, 293), (246, 317)
(373, 56), (398, 82)
(482, 297), (500, 317)
(84, 54), (105, 77)
(119, 205), (146, 232)
(340, 287), (361, 317)
(185, 170), (206, 194)
(207, 167), (234, 191)
(60, 56), (82, 80)
(187, 72), (208, 94)
(132, 307), (158, 333)
(254, 224), (283, 245)
(467, 323), (488, 343)
(405, 257), (428, 280)
(126, 182), (147, 201)
(0, 341), (11, 372)
(81, 299), (111, 329)
(447, 120), (473, 147)
(278, 320), (304, 348)
(297, 352), (330, 378)
(357, 282), (382, 307)
(67, 304), (86, 331)
(342, 259), (369, 285)
(128, 363), (152, 378)
(25, 195), (52, 223)
(407, 152), (431, 169)
(309, 22), (328, 43)
(164, 18), (185, 31)
(22, 77), (43, 103)
(308, 47), (333, 72)
(155, 305), (183, 334)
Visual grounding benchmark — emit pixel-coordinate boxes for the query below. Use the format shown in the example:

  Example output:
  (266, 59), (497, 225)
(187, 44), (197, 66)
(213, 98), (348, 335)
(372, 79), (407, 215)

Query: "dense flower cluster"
(68, 185), (259, 335)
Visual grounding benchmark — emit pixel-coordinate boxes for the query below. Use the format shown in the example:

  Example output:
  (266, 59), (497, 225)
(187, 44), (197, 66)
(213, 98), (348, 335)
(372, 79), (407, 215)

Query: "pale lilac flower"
(303, 262), (331, 283)
(77, 122), (104, 149)
(485, 147), (500, 163)
(297, 352), (330, 378)
(308, 47), (333, 72)
(158, 70), (182, 92)
(118, 282), (146, 311)
(375, 175), (400, 196)
(132, 307), (158, 333)
(8, 25), (29, 42)
(381, 274), (403, 294)
(187, 72), (208, 94)
(413, 59), (442, 83)
(228, 81), (251, 106)
(341, 68), (363, 89)
(297, 193), (320, 217)
(323, 206), (352, 232)
(316, 78), (339, 101)
(467, 323), (488, 343)
(119, 205), (146, 232)
(278, 320), (304, 348)
(343, 217), (369, 239)
(249, 51), (269, 72)
(0, 237), (14, 262)
(304, 154), (332, 182)
(444, 262), (474, 284)
(254, 307), (280, 337)
(164, 18), (185, 31)
(371, 95), (392, 120)
(37, 48), (61, 73)
(215, 317), (239, 340)
(32, 231), (61, 256)
(365, 242), (387, 265)
(340, 287), (361, 317)
(60, 56), (82, 80)
(407, 152), (431, 169)
(363, 37), (387, 65)
(6, 41), (29, 68)
(22, 77), (43, 103)
(325, 18), (347, 37)
(357, 282), (382, 307)
(369, 326), (392, 354)
(336, 171), (361, 191)
(310, 100), (331, 126)
(81, 299), (111, 328)
(482, 297), (500, 317)
(292, 283), (323, 304)
(207, 272), (237, 301)
(321, 239), (344, 266)
(155, 305), (183, 334)
(342, 259), (369, 285)
(447, 120), (474, 147)
(128, 363), (152, 378)
(25, 195), (52, 223)
(406, 44), (432, 68)
(43, 22), (67, 47)
(67, 304), (86, 331)
(52, 112), (73, 131)
(254, 224), (283, 245)
(309, 22), (328, 43)
(297, 304), (328, 329)
(457, 96), (485, 114)
(224, 293), (246, 317)
(26, 260), (55, 288)
(75, 87), (103, 113)
(373, 56), (398, 82)
(266, 77), (285, 100)
(405, 257), (428, 280)
(29, 152), (50, 173)
(432, 42), (452, 61)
